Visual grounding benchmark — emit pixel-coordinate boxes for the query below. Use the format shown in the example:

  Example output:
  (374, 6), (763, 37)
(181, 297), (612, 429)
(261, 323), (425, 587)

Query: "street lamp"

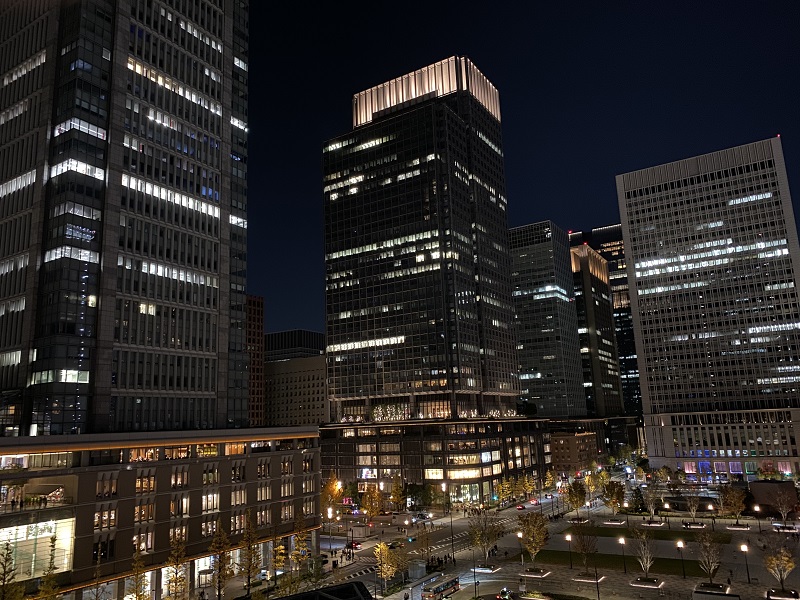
(404, 519), (409, 536)
(623, 501), (630, 527)
(443, 482), (456, 564)
(676, 541), (686, 579)
(618, 537), (626, 573)
(708, 503), (716, 531)
(754, 505), (762, 533)
(741, 544), (751, 584)
(327, 506), (333, 551)
(472, 546), (479, 599)
(663, 502), (670, 527)
(565, 534), (573, 569)
(517, 531), (524, 570)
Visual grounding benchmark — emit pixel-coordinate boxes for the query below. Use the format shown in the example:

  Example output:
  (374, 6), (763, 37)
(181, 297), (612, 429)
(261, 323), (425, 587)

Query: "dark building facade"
(265, 329), (324, 362)
(0, 0), (249, 435)
(570, 244), (624, 417)
(323, 56), (518, 423)
(247, 295), (265, 426)
(569, 225), (641, 419)
(510, 221), (585, 418)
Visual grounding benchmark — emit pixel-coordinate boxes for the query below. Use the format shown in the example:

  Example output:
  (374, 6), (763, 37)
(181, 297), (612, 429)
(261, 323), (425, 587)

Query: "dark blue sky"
(247, 2), (800, 334)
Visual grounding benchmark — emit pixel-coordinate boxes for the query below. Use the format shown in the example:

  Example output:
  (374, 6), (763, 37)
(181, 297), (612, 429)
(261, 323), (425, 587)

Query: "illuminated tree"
(164, 532), (188, 600)
(361, 485), (382, 521)
(240, 509), (262, 597)
(321, 474), (343, 510)
(632, 528), (655, 578)
(389, 475), (406, 510)
(126, 548), (149, 600)
(374, 542), (396, 592)
(468, 511), (505, 562)
(36, 535), (59, 600)
(565, 481), (587, 518)
(601, 481), (625, 515)
(209, 520), (233, 600)
(695, 532), (722, 584)
(544, 469), (556, 491)
(517, 512), (549, 569)
(0, 542), (23, 600)
(765, 545), (796, 591)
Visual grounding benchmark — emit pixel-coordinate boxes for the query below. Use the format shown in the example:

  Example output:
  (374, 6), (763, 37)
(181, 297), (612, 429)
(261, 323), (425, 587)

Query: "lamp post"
(741, 544), (751, 584)
(585, 500), (591, 521)
(618, 537), (626, 573)
(565, 534), (573, 569)
(755, 505), (762, 533)
(472, 546), (479, 599)
(443, 483), (456, 563)
(404, 519), (409, 536)
(327, 506), (333, 551)
(676, 541), (686, 578)
(623, 501), (630, 527)
(663, 502), (670, 528)
(593, 558), (601, 600)
(708, 503), (716, 531)
(517, 531), (524, 570)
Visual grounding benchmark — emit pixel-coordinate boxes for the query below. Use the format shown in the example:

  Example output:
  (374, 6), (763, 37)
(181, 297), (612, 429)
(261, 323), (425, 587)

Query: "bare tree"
(765, 545), (796, 591)
(126, 548), (149, 600)
(685, 492), (701, 521)
(642, 484), (661, 521)
(632, 528), (655, 578)
(209, 520), (233, 600)
(572, 525), (597, 574)
(518, 512), (550, 569)
(773, 487), (798, 524)
(164, 532), (188, 600)
(695, 532), (722, 583)
(36, 535), (59, 600)
(468, 511), (505, 562)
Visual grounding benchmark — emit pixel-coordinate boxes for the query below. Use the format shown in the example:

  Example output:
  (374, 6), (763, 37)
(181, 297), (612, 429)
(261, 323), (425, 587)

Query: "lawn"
(560, 524), (732, 544)
(535, 549), (707, 578)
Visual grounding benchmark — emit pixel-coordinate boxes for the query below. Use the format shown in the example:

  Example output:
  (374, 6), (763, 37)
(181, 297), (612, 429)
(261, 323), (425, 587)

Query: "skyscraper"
(0, 0), (249, 435)
(510, 221), (585, 417)
(570, 225), (642, 418)
(571, 244), (624, 417)
(617, 137), (800, 480)
(323, 56), (518, 422)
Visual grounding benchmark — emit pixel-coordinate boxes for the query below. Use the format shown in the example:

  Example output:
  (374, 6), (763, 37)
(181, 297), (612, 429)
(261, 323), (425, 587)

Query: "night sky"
(247, 2), (800, 334)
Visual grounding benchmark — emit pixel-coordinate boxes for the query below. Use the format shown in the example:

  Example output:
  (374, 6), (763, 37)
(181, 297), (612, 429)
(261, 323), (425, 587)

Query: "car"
(387, 541), (405, 549)
(496, 587), (514, 600)
(516, 504), (525, 510)
(544, 493), (554, 499)
(695, 582), (730, 594)
(257, 569), (268, 581)
(529, 499), (539, 505)
(630, 577), (663, 589)
(471, 564), (499, 574)
(345, 541), (362, 550)
(767, 589), (800, 600)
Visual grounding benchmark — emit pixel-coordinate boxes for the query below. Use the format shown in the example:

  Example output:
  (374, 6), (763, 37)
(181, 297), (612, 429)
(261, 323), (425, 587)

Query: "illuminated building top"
(353, 56), (501, 127)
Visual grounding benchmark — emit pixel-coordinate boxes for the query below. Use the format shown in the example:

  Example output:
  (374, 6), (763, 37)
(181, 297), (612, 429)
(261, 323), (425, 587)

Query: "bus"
(422, 577), (460, 600)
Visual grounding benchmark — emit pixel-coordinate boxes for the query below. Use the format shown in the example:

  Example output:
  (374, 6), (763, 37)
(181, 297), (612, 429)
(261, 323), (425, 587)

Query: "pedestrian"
(405, 593), (409, 600)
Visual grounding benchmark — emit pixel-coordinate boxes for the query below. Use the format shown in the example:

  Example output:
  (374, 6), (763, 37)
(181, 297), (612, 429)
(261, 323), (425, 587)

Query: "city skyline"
(250, 2), (800, 333)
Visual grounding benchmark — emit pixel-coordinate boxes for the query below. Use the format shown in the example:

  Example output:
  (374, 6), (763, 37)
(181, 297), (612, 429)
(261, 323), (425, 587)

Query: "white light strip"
(0, 253), (29, 276)
(0, 350), (21, 367)
(117, 255), (219, 289)
(127, 57), (222, 116)
(0, 297), (24, 317)
(729, 192), (772, 206)
(0, 99), (28, 126)
(122, 174), (220, 218)
(234, 57), (248, 71)
(230, 116), (248, 131)
(50, 159), (105, 181)
(327, 336), (406, 353)
(0, 169), (36, 198)
(54, 117), (107, 140)
(229, 215), (247, 228)
(2, 50), (46, 86)
(747, 322), (800, 335)
(44, 246), (100, 264)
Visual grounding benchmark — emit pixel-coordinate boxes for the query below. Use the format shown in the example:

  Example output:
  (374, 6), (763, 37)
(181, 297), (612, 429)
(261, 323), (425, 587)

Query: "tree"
(773, 487), (797, 524)
(629, 487), (646, 513)
(695, 532), (722, 584)
(523, 473), (537, 498)
(544, 469), (556, 491)
(36, 535), (59, 600)
(209, 520), (233, 600)
(517, 512), (549, 569)
(585, 473), (599, 500)
(361, 485), (382, 521)
(718, 485), (746, 523)
(642, 482), (661, 521)
(0, 542), (23, 600)
(271, 535), (287, 587)
(390, 548), (410, 584)
(321, 474), (343, 510)
(685, 492), (701, 521)
(565, 481), (587, 518)
(513, 476), (527, 502)
(765, 545), (796, 591)
(597, 470), (610, 489)
(571, 525), (597, 574)
(601, 481), (625, 515)
(127, 548), (149, 600)
(632, 528), (655, 578)
(290, 511), (309, 573)
(389, 475), (406, 510)
(468, 511), (505, 562)
(164, 532), (188, 600)
(634, 466), (646, 483)
(498, 477), (514, 505)
(373, 542), (396, 593)
(418, 526), (432, 562)
(240, 510), (262, 597)
(87, 556), (111, 600)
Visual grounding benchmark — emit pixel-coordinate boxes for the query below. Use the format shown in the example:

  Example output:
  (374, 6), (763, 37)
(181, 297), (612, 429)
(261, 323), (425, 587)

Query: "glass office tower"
(323, 56), (518, 423)
(618, 138), (800, 480)
(0, 0), (248, 435)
